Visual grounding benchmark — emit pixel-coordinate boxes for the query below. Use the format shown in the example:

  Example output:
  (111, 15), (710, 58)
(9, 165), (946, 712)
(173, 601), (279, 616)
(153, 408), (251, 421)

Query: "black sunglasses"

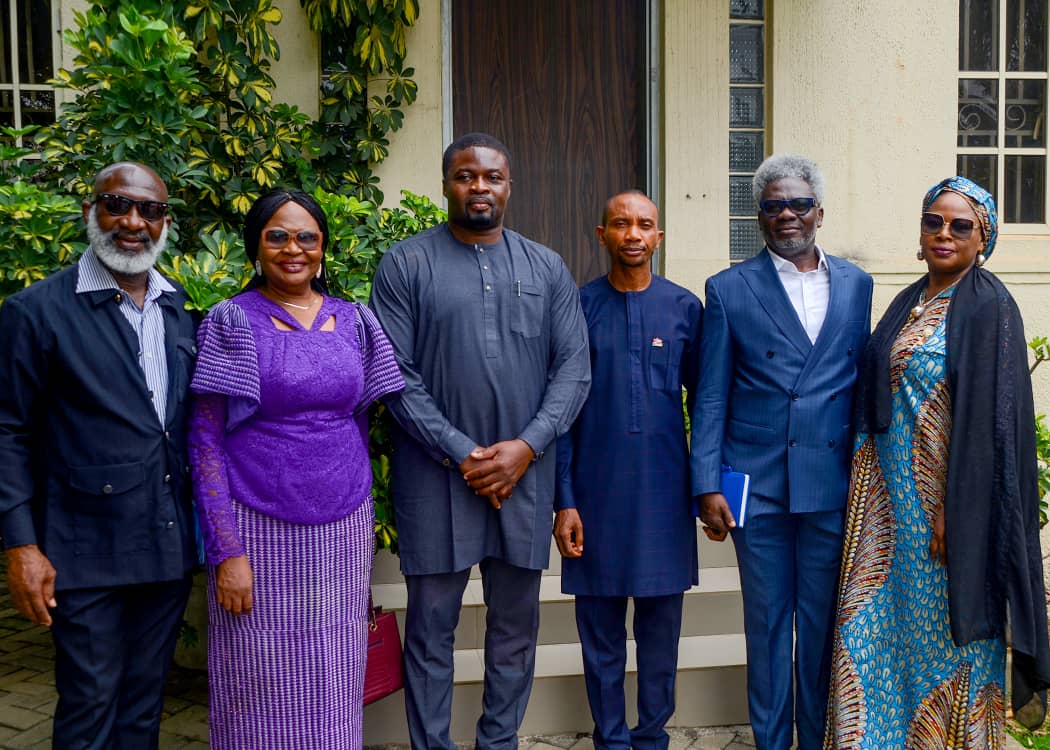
(96, 193), (169, 222)
(920, 212), (975, 240)
(758, 197), (818, 217)
(262, 229), (322, 251)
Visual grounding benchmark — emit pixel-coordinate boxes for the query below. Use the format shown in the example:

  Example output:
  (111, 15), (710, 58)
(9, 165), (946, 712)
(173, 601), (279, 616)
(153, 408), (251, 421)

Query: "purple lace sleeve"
(192, 298), (261, 431)
(189, 392), (246, 565)
(355, 303), (405, 413)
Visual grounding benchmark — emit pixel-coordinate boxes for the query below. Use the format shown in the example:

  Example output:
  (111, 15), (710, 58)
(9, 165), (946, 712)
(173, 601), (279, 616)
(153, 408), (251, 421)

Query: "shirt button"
(482, 265), (489, 270)
(166, 521), (175, 529)
(485, 284), (492, 292)
(164, 431), (171, 440)
(847, 348), (854, 356)
(830, 393), (838, 401)
(789, 440), (797, 448)
(164, 474), (172, 483)
(828, 439), (837, 448)
(102, 483), (113, 494)
(766, 351), (774, 359)
(442, 458), (451, 467)
(791, 392), (799, 401)
(113, 293), (122, 303)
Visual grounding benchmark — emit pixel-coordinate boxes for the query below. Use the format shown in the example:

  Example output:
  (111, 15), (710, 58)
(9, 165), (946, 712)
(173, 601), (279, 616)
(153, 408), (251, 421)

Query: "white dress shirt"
(767, 246), (830, 344)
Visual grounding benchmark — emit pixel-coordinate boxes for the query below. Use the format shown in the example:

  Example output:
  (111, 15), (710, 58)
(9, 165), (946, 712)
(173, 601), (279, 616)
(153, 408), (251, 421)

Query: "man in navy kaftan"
(555, 191), (702, 750)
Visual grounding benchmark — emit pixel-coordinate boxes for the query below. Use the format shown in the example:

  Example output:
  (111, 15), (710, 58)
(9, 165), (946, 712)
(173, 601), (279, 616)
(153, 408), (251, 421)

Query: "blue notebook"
(720, 466), (751, 528)
(693, 465), (751, 527)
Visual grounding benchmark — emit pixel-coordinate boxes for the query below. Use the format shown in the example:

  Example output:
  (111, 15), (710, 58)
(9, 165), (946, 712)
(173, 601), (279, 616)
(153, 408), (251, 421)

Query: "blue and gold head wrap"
(922, 175), (999, 259)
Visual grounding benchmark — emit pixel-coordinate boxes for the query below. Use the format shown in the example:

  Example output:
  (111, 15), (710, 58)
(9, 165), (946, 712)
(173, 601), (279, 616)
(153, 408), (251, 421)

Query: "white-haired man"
(691, 154), (873, 749)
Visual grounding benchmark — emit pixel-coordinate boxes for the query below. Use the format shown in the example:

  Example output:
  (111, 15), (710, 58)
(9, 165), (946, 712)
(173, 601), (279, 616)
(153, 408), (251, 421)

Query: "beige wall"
(370, 0), (446, 206)
(270, 4), (320, 118)
(355, 0), (1050, 405)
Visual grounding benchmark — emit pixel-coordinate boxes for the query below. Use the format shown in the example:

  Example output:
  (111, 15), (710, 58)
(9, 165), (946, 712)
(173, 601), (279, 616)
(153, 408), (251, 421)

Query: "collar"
(766, 246), (828, 273)
(76, 247), (175, 300)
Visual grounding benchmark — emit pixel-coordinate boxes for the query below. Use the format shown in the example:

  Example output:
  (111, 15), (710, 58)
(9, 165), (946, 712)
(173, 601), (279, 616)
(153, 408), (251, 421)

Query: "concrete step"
(453, 633), (747, 684)
(370, 566), (741, 612)
(361, 524), (751, 745)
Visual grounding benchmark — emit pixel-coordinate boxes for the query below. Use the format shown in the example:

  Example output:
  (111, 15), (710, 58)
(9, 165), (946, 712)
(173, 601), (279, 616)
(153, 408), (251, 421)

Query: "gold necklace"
(269, 292), (317, 311)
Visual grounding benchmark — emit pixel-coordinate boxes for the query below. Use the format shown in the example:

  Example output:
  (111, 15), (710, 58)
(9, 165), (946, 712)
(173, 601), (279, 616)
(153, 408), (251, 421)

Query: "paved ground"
(0, 553), (758, 750)
(0, 550), (1027, 749)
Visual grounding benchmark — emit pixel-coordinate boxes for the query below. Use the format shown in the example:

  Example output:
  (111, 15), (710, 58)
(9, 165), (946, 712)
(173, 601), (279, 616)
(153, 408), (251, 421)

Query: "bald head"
(601, 189), (655, 226)
(91, 162), (168, 202)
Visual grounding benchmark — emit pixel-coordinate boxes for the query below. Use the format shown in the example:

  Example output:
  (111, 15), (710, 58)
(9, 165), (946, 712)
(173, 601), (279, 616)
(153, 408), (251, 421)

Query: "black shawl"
(854, 266), (1050, 711)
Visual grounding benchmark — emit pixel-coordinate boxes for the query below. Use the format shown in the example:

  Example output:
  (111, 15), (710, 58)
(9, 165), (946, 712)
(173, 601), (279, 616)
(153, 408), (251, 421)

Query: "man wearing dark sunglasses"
(0, 162), (198, 748)
(690, 154), (873, 750)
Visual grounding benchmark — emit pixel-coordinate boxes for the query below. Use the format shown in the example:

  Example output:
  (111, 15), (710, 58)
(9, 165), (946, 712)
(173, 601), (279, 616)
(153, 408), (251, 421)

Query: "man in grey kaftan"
(370, 132), (590, 750)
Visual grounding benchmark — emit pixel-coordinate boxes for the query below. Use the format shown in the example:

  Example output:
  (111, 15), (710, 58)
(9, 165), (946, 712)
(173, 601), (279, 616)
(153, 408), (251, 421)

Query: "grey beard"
(86, 207), (167, 276)
(769, 230), (816, 255)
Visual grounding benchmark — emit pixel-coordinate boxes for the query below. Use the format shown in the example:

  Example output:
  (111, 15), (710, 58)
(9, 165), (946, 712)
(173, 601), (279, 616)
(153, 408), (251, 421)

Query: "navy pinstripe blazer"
(690, 250), (873, 513)
(0, 263), (199, 589)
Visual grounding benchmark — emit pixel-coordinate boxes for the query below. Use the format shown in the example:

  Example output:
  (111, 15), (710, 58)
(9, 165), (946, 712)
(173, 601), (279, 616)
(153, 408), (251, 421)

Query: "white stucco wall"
(276, 0), (1050, 401)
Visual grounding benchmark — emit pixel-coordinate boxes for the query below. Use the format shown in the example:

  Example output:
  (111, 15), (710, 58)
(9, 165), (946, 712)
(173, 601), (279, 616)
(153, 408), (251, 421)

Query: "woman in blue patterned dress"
(824, 177), (1050, 749)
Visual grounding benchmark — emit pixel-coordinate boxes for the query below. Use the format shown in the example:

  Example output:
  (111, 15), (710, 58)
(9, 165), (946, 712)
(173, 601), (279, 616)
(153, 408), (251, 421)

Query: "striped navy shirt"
(75, 248), (174, 425)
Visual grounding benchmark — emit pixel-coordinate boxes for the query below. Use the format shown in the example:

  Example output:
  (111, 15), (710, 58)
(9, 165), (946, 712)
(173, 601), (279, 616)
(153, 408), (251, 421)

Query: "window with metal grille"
(958, 0), (1049, 225)
(0, 0), (57, 148)
(729, 0), (767, 259)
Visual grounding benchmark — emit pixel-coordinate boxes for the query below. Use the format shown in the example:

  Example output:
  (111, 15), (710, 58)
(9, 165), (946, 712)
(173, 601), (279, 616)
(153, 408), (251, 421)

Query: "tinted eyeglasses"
(262, 229), (322, 251)
(920, 212), (975, 240)
(758, 197), (818, 217)
(96, 193), (169, 222)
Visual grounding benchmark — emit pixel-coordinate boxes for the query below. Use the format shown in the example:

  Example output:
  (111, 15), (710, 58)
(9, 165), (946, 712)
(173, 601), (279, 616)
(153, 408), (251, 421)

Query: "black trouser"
(51, 575), (192, 750)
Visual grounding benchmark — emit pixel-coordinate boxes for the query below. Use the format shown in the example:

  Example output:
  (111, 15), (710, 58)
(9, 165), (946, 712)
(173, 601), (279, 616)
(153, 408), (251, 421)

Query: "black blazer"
(0, 263), (198, 589)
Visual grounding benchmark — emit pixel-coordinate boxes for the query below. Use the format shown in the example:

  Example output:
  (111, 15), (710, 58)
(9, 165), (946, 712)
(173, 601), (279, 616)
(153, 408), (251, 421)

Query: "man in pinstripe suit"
(690, 154), (872, 750)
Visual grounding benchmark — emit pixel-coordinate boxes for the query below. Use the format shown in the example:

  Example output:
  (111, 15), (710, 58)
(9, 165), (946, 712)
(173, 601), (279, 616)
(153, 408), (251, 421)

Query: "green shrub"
(0, 0), (423, 552)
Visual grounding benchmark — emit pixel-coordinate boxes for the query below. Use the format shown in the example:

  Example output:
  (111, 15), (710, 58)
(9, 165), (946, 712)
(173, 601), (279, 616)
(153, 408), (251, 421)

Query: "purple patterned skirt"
(207, 497), (374, 749)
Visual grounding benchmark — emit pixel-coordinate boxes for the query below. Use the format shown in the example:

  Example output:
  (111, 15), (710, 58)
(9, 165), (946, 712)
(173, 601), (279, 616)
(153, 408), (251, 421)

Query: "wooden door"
(452, 0), (649, 285)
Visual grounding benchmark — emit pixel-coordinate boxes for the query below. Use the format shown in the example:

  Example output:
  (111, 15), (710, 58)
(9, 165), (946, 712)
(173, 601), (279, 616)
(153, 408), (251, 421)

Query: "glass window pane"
(21, 88), (52, 121)
(960, 0), (998, 71)
(321, 28), (354, 70)
(1005, 79), (1046, 147)
(730, 0), (763, 20)
(0, 91), (12, 127)
(1007, 0), (1047, 72)
(729, 131), (764, 171)
(730, 219), (762, 260)
(958, 78), (998, 147)
(16, 0), (53, 85)
(729, 175), (754, 215)
(730, 25), (764, 84)
(0, 0), (10, 84)
(1004, 155), (1045, 222)
(957, 155), (999, 204)
(730, 87), (764, 127)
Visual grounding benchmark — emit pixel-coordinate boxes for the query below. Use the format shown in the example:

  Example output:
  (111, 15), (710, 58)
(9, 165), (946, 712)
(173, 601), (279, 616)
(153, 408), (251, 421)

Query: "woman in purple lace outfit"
(188, 190), (404, 749)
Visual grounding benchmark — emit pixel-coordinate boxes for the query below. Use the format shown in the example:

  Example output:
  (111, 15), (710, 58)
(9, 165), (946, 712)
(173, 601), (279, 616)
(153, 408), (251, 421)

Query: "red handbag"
(363, 600), (404, 705)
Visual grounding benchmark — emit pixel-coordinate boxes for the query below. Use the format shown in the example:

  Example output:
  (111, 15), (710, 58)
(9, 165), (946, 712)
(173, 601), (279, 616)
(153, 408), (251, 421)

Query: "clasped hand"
(460, 439), (534, 509)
